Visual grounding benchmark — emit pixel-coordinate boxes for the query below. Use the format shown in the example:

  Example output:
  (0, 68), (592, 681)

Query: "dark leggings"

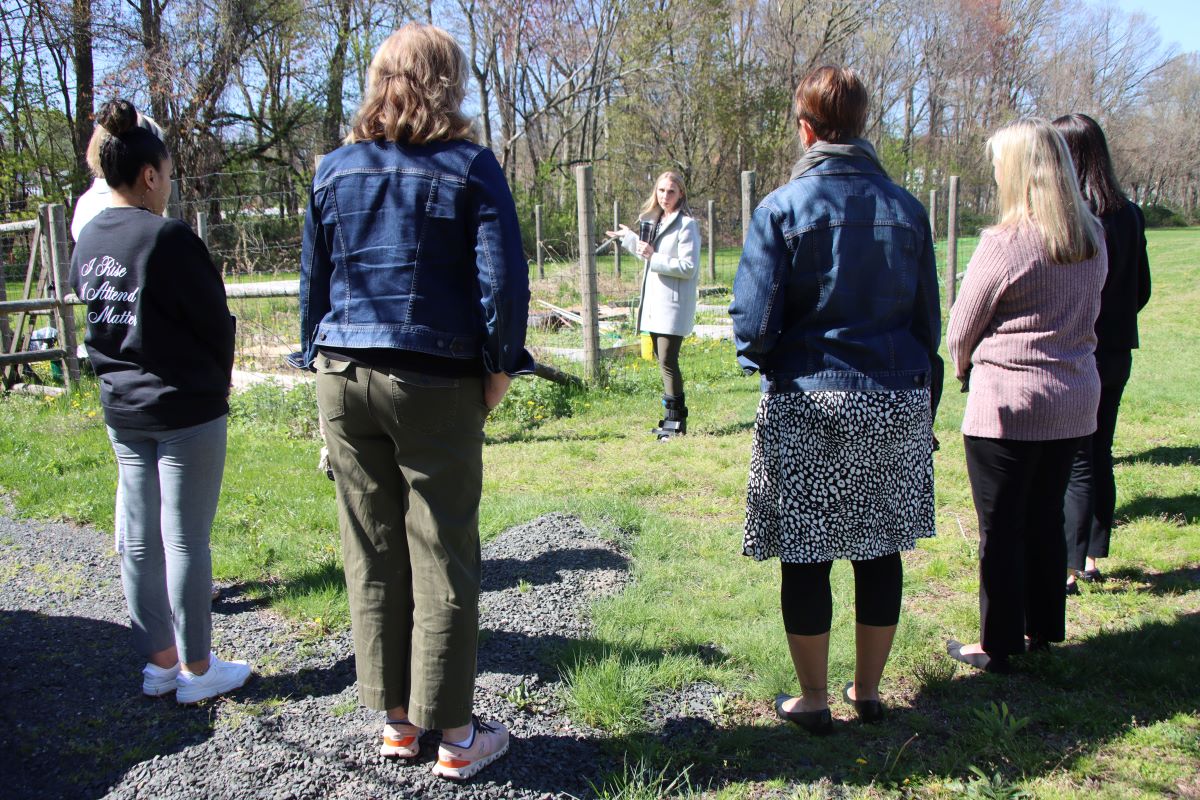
(651, 334), (684, 398)
(780, 553), (903, 636)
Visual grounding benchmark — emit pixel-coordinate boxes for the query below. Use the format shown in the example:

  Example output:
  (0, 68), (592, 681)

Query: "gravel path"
(0, 511), (630, 799)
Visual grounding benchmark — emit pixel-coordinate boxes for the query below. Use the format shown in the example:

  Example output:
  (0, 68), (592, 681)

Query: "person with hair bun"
(946, 117), (1107, 673)
(70, 98), (251, 704)
(1051, 113), (1151, 594)
(300, 23), (532, 780)
(71, 109), (165, 241)
(731, 66), (942, 733)
(606, 171), (701, 439)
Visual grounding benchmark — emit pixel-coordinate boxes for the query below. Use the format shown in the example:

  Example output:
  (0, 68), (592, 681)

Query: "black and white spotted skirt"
(742, 389), (936, 563)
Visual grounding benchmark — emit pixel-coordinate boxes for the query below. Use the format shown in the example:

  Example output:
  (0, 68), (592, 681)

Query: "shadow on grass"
(1116, 493), (1200, 525)
(0, 609), (355, 800)
(511, 611), (1200, 796)
(1104, 564), (1200, 596)
(706, 419), (755, 437)
(485, 429), (623, 445)
(1115, 445), (1200, 467)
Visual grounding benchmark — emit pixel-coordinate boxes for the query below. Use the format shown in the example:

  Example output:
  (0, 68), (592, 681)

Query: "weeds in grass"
(972, 701), (1030, 744)
(910, 652), (958, 695)
(954, 765), (1032, 799)
(330, 699), (357, 717)
(589, 758), (700, 799)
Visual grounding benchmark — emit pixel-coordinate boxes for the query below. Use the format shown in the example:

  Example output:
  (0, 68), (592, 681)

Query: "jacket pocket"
(314, 354), (354, 421)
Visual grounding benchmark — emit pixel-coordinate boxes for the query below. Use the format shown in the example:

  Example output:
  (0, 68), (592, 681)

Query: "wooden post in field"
(613, 199), (621, 277)
(740, 171), (756, 244)
(47, 204), (79, 388)
(168, 179), (182, 219)
(929, 189), (938, 241)
(196, 212), (209, 247)
(707, 199), (717, 282)
(535, 204), (545, 279)
(575, 165), (600, 382)
(947, 176), (960, 308)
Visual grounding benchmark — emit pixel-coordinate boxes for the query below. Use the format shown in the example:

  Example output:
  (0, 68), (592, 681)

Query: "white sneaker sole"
(431, 739), (510, 781)
(142, 681), (177, 697)
(176, 669), (252, 704)
(380, 729), (423, 758)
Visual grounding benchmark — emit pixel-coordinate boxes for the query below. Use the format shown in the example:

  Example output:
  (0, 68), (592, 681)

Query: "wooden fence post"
(47, 204), (79, 388)
(741, 171), (756, 243)
(929, 188), (938, 241)
(168, 179), (182, 219)
(613, 199), (621, 277)
(575, 165), (600, 382)
(196, 212), (209, 247)
(947, 176), (959, 308)
(707, 199), (717, 282)
(535, 204), (544, 279)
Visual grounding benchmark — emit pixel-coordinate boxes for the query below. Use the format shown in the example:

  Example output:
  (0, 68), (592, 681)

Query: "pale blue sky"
(1113, 0), (1200, 54)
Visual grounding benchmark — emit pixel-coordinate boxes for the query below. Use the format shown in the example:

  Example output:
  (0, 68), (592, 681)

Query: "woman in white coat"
(607, 171), (701, 438)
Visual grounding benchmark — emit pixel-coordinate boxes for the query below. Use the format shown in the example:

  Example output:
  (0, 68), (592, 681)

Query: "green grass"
(2, 230), (1198, 798)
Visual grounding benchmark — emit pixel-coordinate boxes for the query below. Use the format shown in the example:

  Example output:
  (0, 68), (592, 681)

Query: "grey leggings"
(107, 415), (227, 663)
(651, 333), (684, 398)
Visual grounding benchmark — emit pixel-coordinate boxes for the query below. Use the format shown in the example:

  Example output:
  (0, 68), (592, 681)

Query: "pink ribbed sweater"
(947, 224), (1107, 440)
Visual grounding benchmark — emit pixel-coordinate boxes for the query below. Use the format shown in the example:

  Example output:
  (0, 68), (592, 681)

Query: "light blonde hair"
(988, 117), (1101, 264)
(638, 171), (691, 220)
(85, 112), (165, 178)
(346, 24), (474, 145)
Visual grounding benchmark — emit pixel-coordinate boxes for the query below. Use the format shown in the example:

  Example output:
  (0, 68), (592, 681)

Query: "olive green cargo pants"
(315, 354), (486, 730)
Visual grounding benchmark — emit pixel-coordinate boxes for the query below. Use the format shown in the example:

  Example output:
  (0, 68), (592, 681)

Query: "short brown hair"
(347, 23), (474, 145)
(793, 66), (869, 143)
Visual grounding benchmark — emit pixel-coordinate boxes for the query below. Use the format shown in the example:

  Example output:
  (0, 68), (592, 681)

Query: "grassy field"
(1, 231), (1196, 798)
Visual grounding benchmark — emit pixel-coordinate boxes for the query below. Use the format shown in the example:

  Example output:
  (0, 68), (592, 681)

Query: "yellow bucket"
(640, 333), (654, 361)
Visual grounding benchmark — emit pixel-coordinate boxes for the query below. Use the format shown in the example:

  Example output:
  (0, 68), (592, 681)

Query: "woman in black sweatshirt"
(70, 99), (251, 704)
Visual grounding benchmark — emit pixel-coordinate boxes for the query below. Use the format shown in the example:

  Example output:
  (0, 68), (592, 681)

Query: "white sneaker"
(142, 662), (180, 697)
(432, 717), (510, 780)
(379, 720), (425, 758)
(175, 653), (252, 704)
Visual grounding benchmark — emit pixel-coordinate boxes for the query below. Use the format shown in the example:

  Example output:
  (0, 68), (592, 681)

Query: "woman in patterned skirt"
(730, 66), (942, 733)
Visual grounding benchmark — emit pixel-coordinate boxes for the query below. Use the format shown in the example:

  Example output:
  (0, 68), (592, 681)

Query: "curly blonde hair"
(346, 24), (475, 145)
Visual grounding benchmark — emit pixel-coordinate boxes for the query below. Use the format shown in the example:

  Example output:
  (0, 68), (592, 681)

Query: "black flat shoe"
(842, 681), (886, 724)
(1065, 581), (1080, 596)
(946, 639), (1011, 674)
(1077, 568), (1103, 583)
(774, 693), (833, 735)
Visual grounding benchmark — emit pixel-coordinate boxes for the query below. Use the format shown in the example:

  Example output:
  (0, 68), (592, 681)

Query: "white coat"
(620, 209), (701, 337)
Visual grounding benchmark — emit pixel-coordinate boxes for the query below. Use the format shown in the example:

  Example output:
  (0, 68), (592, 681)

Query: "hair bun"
(97, 99), (138, 136)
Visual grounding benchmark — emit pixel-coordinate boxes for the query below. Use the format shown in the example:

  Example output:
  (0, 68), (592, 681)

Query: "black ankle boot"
(652, 394), (688, 439)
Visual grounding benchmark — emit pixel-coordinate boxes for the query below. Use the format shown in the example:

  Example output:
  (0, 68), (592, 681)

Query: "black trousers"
(1063, 351), (1132, 569)
(650, 334), (684, 399)
(963, 435), (1083, 657)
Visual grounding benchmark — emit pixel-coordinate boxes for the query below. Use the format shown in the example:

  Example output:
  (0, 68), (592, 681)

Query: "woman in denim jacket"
(299, 24), (533, 780)
(730, 66), (942, 734)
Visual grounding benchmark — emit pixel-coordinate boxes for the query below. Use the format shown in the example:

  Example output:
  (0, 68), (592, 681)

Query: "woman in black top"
(1052, 113), (1151, 592)
(71, 99), (250, 703)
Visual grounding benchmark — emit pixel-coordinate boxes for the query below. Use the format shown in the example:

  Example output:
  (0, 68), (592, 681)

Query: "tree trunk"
(323, 0), (352, 151)
(71, 0), (94, 194)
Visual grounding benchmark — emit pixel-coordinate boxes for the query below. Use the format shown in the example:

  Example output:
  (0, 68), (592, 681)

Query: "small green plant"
(505, 678), (534, 712)
(955, 765), (1032, 799)
(910, 652), (958, 695)
(489, 374), (577, 427)
(590, 758), (700, 799)
(330, 699), (358, 717)
(972, 701), (1030, 743)
(517, 578), (532, 593)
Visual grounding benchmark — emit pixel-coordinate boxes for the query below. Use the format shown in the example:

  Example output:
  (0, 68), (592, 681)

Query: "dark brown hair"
(793, 66), (869, 143)
(1051, 113), (1127, 217)
(96, 99), (169, 188)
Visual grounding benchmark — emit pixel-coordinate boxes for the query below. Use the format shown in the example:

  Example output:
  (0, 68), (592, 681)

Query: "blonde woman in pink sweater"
(946, 118), (1107, 673)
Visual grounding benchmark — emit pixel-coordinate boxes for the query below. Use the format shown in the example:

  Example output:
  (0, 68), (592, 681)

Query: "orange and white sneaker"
(432, 717), (510, 781)
(380, 720), (424, 758)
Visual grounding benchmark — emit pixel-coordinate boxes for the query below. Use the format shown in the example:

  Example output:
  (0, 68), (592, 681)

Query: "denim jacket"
(729, 154), (943, 415)
(300, 138), (535, 375)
